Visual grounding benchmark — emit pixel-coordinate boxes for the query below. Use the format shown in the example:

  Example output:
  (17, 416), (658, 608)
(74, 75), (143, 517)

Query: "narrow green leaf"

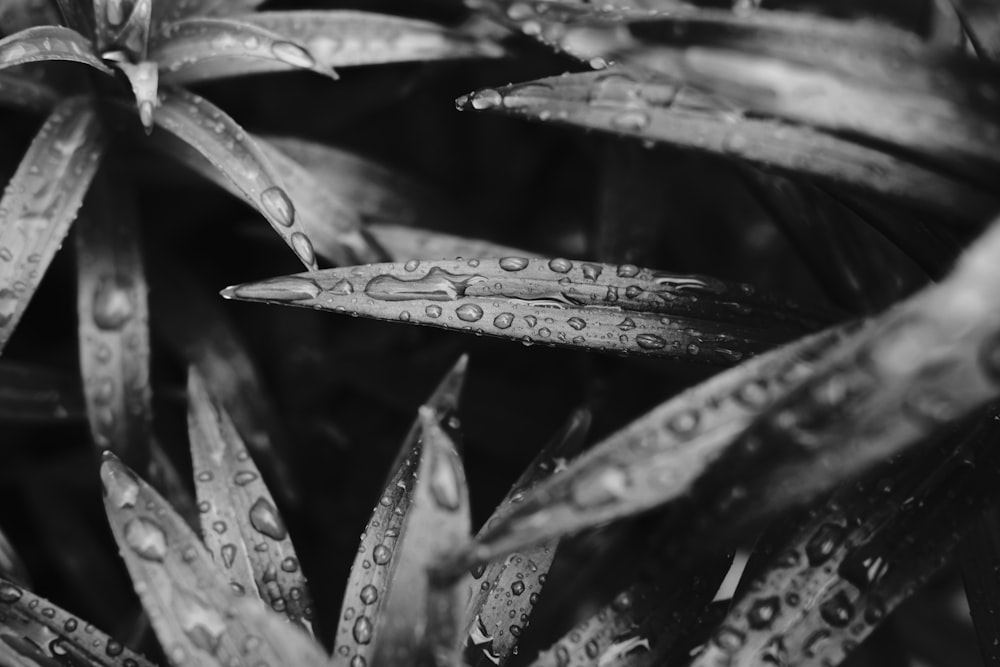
(187, 369), (314, 633)
(374, 405), (471, 667)
(0, 26), (112, 75)
(99, 453), (327, 667)
(463, 408), (591, 667)
(445, 325), (849, 570)
(455, 70), (1000, 222)
(222, 258), (828, 365)
(0, 361), (85, 422)
(153, 18), (337, 84)
(75, 172), (152, 469)
(0, 576), (156, 666)
(0, 71), (59, 112)
(238, 11), (504, 68)
(368, 224), (534, 263)
(95, 0), (152, 60)
(0, 95), (106, 355)
(153, 88), (319, 270)
(262, 135), (456, 227)
(149, 258), (300, 508)
(332, 356), (467, 665)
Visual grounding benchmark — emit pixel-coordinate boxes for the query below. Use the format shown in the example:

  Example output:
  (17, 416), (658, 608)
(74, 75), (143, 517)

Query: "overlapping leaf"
(153, 18), (337, 84)
(152, 87), (320, 270)
(332, 357), (467, 665)
(94, 0), (152, 59)
(238, 11), (504, 68)
(100, 453), (327, 667)
(463, 408), (591, 667)
(0, 361), (85, 422)
(0, 95), (106, 354)
(0, 577), (155, 666)
(0, 72), (58, 112)
(186, 370), (313, 632)
(75, 172), (152, 468)
(367, 224), (532, 263)
(455, 70), (1000, 222)
(222, 257), (830, 364)
(0, 26), (112, 75)
(962, 508), (1000, 667)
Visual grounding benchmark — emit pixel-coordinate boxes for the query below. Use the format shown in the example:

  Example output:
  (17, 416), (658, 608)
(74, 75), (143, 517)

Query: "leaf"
(692, 418), (1000, 667)
(237, 11), (504, 68)
(0, 528), (29, 586)
(463, 408), (592, 667)
(952, 0), (1000, 62)
(962, 507), (1000, 667)
(148, 257), (300, 508)
(112, 59), (158, 132)
(0, 95), (106, 355)
(95, 0), (152, 60)
(99, 453), (327, 667)
(455, 70), (1000, 223)
(332, 356), (467, 665)
(0, 361), (85, 422)
(222, 258), (829, 365)
(262, 135), (456, 227)
(374, 405), (471, 667)
(368, 224), (535, 263)
(186, 369), (314, 632)
(444, 324), (849, 571)
(0, 576), (156, 667)
(75, 171), (152, 469)
(151, 0), (264, 28)
(0, 26), (113, 75)
(153, 18), (338, 84)
(152, 87), (319, 270)
(0, 71), (59, 112)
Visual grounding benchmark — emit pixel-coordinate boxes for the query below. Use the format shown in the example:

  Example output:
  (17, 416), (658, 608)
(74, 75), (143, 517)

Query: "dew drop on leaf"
(92, 276), (135, 330)
(248, 497), (287, 540)
(123, 517), (168, 561)
(352, 616), (373, 644)
(271, 41), (316, 69)
(456, 303), (484, 322)
(260, 187), (295, 227)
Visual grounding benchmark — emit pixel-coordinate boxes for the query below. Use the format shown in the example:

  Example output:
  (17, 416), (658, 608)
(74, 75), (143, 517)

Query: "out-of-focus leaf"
(463, 408), (591, 667)
(187, 370), (313, 632)
(0, 528), (29, 586)
(455, 70), (1000, 223)
(112, 59), (158, 132)
(0, 26), (112, 75)
(690, 418), (1000, 667)
(0, 576), (156, 666)
(222, 258), (829, 364)
(444, 325), (849, 570)
(99, 453), (327, 667)
(151, 0), (263, 28)
(238, 11), (504, 68)
(262, 135), (456, 227)
(0, 0), (62, 33)
(0, 361), (85, 422)
(368, 224), (532, 263)
(950, 0), (1000, 61)
(374, 405), (471, 667)
(961, 507), (1000, 666)
(54, 0), (93, 37)
(95, 0), (152, 60)
(332, 356), (467, 664)
(0, 71), (58, 112)
(153, 18), (337, 84)
(75, 172), (152, 469)
(0, 95), (106, 355)
(149, 258), (299, 508)
(152, 88), (319, 269)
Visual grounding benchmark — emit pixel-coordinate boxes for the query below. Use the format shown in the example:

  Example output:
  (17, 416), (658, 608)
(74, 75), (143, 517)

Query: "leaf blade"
(0, 26), (112, 75)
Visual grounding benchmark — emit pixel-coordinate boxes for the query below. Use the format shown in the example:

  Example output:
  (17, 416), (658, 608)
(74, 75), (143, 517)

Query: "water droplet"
(101, 460), (140, 508)
(365, 267), (485, 302)
(373, 544), (391, 565)
(404, 259), (420, 272)
(493, 312), (514, 329)
(819, 590), (854, 627)
(636, 334), (666, 350)
(612, 110), (650, 131)
(351, 656), (367, 667)
(471, 89), (503, 110)
(625, 285), (643, 299)
(499, 257), (529, 271)
(0, 583), (22, 603)
(124, 518), (168, 561)
(713, 626), (745, 653)
(806, 523), (845, 565)
(617, 264), (639, 278)
(221, 544), (236, 568)
(249, 498), (287, 540)
(360, 585), (378, 604)
(430, 449), (462, 511)
(92, 276), (135, 330)
(747, 596), (780, 629)
(272, 41), (316, 69)
(510, 624), (522, 637)
(456, 303), (484, 322)
(352, 616), (373, 644)
(524, 315), (537, 328)
(511, 580), (525, 596)
(723, 132), (749, 154)
(260, 187), (295, 227)
(290, 232), (315, 266)
(581, 263), (602, 281)
(425, 304), (442, 318)
(233, 277), (320, 301)
(567, 317), (586, 331)
(548, 258), (572, 273)
(174, 589), (226, 655)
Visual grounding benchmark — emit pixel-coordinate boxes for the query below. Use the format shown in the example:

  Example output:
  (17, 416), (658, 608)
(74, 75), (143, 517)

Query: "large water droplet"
(548, 258), (572, 273)
(92, 276), (135, 330)
(249, 498), (287, 540)
(260, 187), (295, 227)
(221, 544), (236, 568)
(499, 257), (529, 271)
(456, 303), (484, 322)
(611, 110), (650, 131)
(0, 582), (22, 603)
(819, 591), (854, 627)
(124, 517), (168, 561)
(290, 232), (315, 266)
(747, 596), (780, 629)
(511, 581), (525, 596)
(372, 544), (391, 565)
(352, 616), (373, 644)
(271, 41), (316, 69)
(174, 589), (227, 655)
(493, 312), (514, 329)
(805, 523), (845, 566)
(713, 626), (745, 653)
(234, 471), (258, 486)
(567, 317), (586, 331)
(470, 89), (503, 110)
(360, 585), (378, 604)
(636, 334), (666, 350)
(233, 277), (320, 301)
(425, 304), (442, 318)
(365, 267), (485, 302)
